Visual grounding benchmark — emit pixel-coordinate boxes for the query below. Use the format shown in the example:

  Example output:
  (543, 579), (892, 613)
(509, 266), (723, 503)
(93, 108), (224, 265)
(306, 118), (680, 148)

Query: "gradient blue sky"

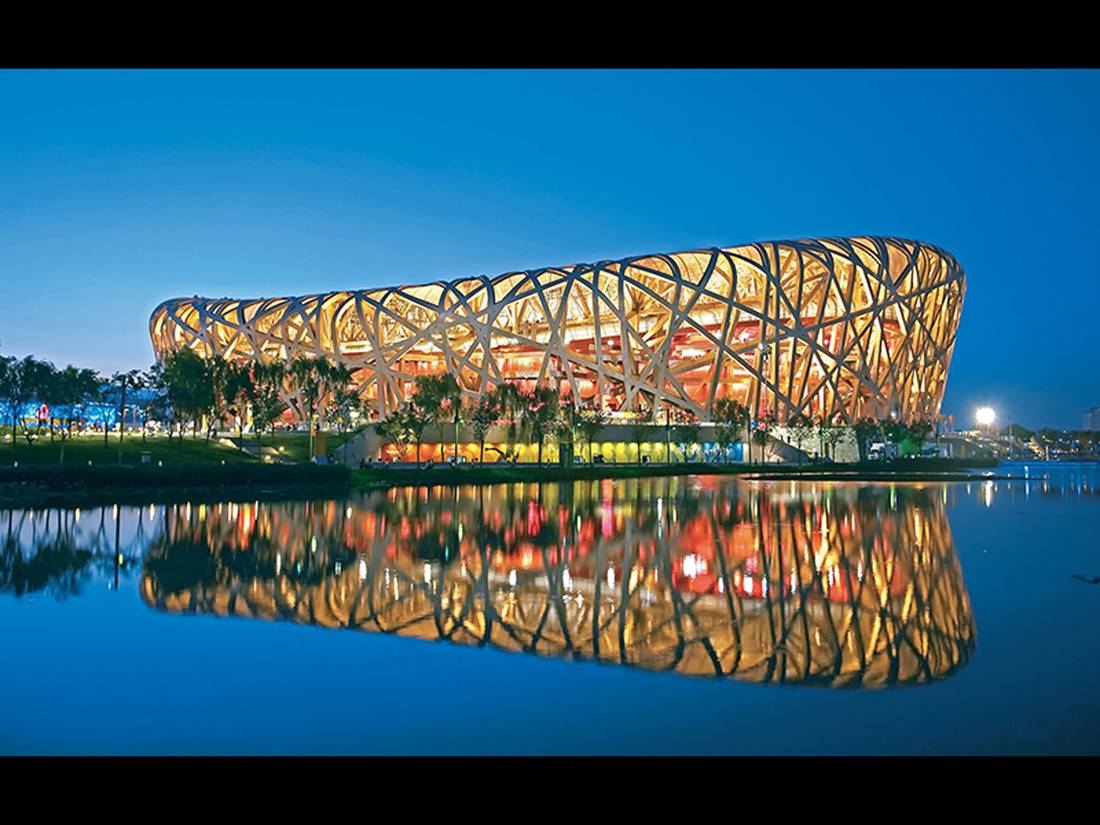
(2, 69), (1097, 428)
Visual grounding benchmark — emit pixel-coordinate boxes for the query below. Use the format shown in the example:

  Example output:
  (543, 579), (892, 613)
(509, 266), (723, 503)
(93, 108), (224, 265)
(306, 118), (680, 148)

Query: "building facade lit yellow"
(150, 235), (965, 425)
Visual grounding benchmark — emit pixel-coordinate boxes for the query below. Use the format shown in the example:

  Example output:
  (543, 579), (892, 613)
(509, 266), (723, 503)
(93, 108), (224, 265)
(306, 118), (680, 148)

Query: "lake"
(2, 462), (1098, 754)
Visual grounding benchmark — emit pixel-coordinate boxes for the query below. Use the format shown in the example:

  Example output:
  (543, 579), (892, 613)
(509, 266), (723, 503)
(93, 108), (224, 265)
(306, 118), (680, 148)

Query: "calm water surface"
(2, 462), (1098, 754)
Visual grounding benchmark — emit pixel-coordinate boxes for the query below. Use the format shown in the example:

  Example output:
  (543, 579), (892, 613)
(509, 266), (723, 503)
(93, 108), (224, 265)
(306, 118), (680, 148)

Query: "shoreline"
(0, 457), (1016, 508)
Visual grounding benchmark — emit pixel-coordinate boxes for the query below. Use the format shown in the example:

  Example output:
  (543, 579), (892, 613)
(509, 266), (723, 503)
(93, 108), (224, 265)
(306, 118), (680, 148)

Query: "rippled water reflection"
(135, 480), (974, 688)
(2, 463), (1098, 753)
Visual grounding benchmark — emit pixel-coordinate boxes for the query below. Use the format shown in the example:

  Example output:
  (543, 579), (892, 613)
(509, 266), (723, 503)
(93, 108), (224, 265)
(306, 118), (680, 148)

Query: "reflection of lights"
(508, 569), (517, 587)
(682, 554), (707, 577)
(358, 558), (367, 581)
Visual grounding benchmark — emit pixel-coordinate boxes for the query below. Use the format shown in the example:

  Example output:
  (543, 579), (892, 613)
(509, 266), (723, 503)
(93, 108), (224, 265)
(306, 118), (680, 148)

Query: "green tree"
(574, 406), (607, 464)
(439, 374), (464, 463)
(328, 378), (366, 464)
(0, 354), (16, 446)
(817, 415), (845, 460)
(287, 356), (353, 457)
(402, 403), (430, 466)
(0, 356), (55, 448)
(161, 349), (215, 441)
(214, 361), (255, 440)
(852, 417), (882, 462)
(110, 369), (144, 461)
(469, 394), (499, 463)
(752, 411), (779, 462)
(250, 362), (288, 447)
(411, 375), (446, 463)
(672, 421), (701, 462)
(490, 382), (525, 462)
(523, 385), (563, 466)
(377, 408), (412, 462)
(711, 398), (749, 463)
(787, 412), (816, 462)
(41, 365), (99, 465)
(630, 423), (651, 464)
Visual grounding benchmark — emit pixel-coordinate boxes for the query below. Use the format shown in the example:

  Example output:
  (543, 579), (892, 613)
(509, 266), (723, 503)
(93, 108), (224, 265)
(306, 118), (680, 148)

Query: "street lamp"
(975, 406), (996, 429)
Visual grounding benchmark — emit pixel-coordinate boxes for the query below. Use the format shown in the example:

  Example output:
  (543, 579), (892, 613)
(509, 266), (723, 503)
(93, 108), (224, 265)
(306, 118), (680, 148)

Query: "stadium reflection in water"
(138, 478), (976, 688)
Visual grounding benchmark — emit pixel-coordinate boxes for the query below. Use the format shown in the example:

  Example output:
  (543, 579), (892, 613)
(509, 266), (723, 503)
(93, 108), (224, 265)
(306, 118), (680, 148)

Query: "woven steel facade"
(150, 235), (964, 422)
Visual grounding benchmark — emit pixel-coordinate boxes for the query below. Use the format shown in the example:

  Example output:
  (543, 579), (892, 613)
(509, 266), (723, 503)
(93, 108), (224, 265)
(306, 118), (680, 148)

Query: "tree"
(630, 423), (651, 464)
(40, 365), (99, 465)
(574, 406), (607, 464)
(752, 411), (779, 462)
(490, 382), (524, 462)
(410, 373), (463, 463)
(439, 373), (464, 463)
(250, 362), (288, 447)
(411, 375), (446, 463)
(672, 422), (701, 462)
(818, 415), (845, 460)
(522, 385), (563, 466)
(0, 355), (51, 448)
(402, 403), (430, 466)
(216, 361), (255, 440)
(852, 417), (882, 462)
(905, 418), (934, 452)
(138, 365), (169, 443)
(288, 355), (322, 455)
(328, 379), (366, 464)
(161, 349), (215, 440)
(0, 355), (15, 446)
(469, 394), (499, 463)
(377, 409), (412, 462)
(787, 413), (816, 462)
(110, 369), (144, 462)
(881, 414), (906, 446)
(711, 398), (750, 463)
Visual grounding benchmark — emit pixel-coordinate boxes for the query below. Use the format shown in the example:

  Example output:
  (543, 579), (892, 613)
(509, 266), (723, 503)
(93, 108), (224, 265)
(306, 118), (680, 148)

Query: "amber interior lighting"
(150, 236), (965, 422)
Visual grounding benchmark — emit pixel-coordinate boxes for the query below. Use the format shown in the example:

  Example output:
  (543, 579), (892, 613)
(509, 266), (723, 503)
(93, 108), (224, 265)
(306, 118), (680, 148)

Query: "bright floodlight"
(975, 406), (996, 427)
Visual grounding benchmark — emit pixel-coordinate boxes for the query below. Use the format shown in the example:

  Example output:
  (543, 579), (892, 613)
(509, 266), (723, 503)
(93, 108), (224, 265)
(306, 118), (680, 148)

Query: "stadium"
(150, 236), (964, 461)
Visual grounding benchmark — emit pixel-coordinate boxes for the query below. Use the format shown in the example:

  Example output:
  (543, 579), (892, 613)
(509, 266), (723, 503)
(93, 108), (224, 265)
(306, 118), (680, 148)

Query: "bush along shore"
(0, 463), (352, 508)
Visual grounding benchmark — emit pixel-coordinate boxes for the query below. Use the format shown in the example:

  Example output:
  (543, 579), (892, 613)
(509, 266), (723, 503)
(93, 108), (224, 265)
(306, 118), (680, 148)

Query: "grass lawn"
(0, 434), (254, 466)
(0, 431), (361, 467)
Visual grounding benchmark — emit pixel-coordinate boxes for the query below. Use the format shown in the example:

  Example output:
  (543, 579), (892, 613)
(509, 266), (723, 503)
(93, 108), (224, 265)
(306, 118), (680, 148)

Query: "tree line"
(3, 345), (942, 466)
(0, 348), (369, 463)
(373, 379), (938, 466)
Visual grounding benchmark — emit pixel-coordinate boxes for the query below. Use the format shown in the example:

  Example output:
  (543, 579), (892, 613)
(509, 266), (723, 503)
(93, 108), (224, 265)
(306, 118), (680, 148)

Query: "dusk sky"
(2, 69), (1097, 429)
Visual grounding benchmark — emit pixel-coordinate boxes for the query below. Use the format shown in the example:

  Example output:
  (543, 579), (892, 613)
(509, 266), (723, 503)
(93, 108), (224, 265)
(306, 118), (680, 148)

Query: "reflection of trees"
(139, 478), (977, 689)
(1, 507), (144, 598)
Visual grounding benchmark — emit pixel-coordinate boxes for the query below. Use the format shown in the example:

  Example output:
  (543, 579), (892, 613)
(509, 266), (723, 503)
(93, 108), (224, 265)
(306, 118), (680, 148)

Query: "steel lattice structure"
(150, 235), (965, 422)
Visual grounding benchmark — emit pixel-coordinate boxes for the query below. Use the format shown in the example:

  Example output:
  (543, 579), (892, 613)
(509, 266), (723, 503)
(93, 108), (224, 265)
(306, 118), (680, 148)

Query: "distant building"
(1085, 407), (1100, 432)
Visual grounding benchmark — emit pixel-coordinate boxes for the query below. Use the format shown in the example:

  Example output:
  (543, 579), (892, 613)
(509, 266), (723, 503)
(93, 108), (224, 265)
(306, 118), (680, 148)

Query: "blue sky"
(1, 69), (1097, 428)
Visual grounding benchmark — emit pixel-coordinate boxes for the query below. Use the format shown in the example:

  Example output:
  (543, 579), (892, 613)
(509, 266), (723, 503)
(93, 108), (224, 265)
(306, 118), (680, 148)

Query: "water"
(1, 462), (1097, 754)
